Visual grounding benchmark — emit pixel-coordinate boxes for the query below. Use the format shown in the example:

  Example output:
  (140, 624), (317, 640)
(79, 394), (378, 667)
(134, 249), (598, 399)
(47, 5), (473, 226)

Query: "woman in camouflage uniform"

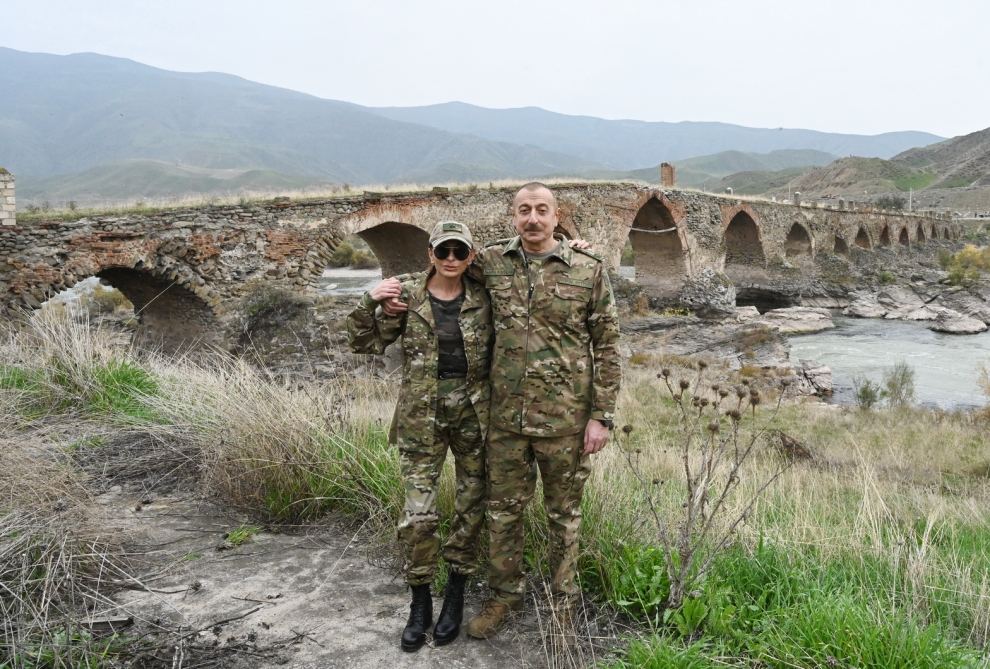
(346, 221), (493, 652)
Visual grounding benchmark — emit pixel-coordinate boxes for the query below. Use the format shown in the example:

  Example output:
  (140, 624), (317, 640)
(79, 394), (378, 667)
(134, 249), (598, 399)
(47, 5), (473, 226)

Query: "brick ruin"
(0, 175), (961, 351)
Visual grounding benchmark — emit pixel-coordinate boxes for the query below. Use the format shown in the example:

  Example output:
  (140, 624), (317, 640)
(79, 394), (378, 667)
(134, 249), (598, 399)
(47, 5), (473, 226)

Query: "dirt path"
(99, 488), (598, 668)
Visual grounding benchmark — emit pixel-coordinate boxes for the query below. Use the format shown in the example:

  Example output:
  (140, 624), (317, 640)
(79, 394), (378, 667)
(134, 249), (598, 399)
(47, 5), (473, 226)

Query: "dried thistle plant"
(623, 363), (792, 610)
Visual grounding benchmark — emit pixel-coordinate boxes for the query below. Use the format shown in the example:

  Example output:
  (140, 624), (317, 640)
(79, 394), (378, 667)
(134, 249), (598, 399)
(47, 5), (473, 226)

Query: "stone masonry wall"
(0, 180), (964, 349)
(0, 170), (14, 227)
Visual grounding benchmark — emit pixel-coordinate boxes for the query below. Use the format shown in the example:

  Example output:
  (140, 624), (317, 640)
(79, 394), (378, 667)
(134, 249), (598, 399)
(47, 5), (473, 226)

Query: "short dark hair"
(513, 182), (557, 209)
(518, 181), (551, 194)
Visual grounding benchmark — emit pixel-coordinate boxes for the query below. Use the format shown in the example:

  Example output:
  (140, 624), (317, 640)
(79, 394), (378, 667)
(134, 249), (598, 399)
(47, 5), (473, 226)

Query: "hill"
(0, 48), (595, 186)
(371, 101), (941, 168)
(759, 128), (990, 210)
(893, 127), (990, 189)
(0, 48), (948, 205)
(15, 160), (332, 206)
(567, 149), (835, 190)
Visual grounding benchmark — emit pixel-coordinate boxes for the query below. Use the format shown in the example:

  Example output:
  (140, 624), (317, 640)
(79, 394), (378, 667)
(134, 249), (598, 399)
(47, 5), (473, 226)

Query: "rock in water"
(759, 307), (835, 334)
(928, 309), (988, 334)
(799, 359), (833, 396)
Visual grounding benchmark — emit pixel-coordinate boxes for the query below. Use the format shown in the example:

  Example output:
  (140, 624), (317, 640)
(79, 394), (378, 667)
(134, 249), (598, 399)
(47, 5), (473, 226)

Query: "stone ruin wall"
(0, 177), (964, 350)
(0, 170), (14, 227)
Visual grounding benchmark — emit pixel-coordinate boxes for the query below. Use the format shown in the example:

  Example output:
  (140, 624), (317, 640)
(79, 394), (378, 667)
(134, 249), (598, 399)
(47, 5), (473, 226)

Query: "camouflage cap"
(429, 220), (474, 249)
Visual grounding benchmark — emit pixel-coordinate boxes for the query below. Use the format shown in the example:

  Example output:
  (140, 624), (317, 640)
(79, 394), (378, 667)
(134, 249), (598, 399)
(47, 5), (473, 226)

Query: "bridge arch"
(878, 225), (892, 247)
(916, 222), (926, 243)
(628, 194), (688, 296)
(723, 210), (765, 267)
(784, 223), (813, 258)
(353, 221), (430, 277)
(833, 235), (850, 255)
(854, 227), (872, 249)
(898, 227), (910, 247)
(97, 266), (220, 351)
(29, 259), (221, 354)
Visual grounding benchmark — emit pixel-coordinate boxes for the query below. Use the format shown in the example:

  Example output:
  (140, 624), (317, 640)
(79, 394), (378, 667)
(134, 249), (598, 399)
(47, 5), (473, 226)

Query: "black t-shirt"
(429, 292), (468, 377)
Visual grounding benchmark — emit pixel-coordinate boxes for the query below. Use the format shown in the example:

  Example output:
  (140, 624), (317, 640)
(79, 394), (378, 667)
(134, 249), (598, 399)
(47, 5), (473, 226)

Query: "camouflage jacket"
(346, 271), (493, 449)
(477, 236), (621, 437)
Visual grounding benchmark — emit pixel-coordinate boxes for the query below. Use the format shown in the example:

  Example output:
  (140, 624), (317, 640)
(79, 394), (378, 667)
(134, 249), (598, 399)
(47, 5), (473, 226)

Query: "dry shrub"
(0, 435), (130, 668)
(143, 355), (401, 524)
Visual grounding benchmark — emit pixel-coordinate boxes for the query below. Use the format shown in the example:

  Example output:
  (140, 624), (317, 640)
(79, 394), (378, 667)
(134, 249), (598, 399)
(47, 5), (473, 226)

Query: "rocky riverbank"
(843, 283), (990, 334)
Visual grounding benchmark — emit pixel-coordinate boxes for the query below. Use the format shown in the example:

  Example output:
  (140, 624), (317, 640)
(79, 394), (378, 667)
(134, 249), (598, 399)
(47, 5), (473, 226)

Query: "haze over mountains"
(371, 103), (938, 169)
(0, 47), (950, 205)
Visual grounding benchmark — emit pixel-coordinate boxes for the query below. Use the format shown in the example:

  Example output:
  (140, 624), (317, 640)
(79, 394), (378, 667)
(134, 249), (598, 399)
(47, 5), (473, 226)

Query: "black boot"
(433, 571), (467, 646)
(401, 583), (433, 652)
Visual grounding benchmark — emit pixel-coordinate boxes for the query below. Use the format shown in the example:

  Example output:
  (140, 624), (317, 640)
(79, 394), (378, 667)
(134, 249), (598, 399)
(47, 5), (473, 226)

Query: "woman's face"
(428, 241), (475, 279)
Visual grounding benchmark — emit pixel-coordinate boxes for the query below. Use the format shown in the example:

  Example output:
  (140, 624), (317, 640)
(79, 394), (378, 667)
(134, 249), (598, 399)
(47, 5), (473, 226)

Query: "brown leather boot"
(466, 599), (518, 639)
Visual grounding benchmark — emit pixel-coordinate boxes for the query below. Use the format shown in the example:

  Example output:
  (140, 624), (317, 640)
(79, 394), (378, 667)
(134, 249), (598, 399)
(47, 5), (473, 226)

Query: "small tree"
(882, 361), (915, 407)
(875, 195), (906, 211)
(853, 375), (881, 410)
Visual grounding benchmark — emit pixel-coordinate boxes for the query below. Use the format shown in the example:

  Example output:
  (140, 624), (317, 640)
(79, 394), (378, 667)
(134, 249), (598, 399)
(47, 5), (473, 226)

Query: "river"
(790, 316), (990, 410)
(318, 268), (382, 296)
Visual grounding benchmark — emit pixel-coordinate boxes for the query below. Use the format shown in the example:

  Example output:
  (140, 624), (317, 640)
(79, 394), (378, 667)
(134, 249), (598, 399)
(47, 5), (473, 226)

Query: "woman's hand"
(369, 277), (402, 303)
(569, 238), (592, 250)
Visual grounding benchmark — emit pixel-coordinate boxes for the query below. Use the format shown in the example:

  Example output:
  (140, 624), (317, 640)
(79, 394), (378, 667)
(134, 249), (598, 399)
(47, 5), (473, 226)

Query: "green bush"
(877, 270), (896, 285)
(350, 250), (379, 269)
(874, 195), (906, 210)
(327, 241), (380, 269)
(853, 375), (882, 410)
(943, 244), (990, 286)
(328, 241), (357, 267)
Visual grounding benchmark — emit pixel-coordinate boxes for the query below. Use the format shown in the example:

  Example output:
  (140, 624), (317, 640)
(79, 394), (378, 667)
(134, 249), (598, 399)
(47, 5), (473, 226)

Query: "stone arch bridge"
(0, 183), (960, 351)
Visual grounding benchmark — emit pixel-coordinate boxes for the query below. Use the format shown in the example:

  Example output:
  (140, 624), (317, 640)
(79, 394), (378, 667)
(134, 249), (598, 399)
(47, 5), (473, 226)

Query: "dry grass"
(3, 310), (990, 664)
(605, 360), (990, 648)
(0, 428), (134, 668)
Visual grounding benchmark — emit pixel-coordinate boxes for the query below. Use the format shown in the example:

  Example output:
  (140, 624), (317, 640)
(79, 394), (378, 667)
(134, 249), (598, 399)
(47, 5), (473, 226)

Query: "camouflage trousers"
(397, 378), (486, 586)
(486, 427), (592, 606)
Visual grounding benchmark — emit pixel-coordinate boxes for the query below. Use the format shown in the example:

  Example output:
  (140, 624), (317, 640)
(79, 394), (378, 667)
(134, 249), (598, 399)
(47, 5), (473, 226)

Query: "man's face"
(512, 187), (558, 251)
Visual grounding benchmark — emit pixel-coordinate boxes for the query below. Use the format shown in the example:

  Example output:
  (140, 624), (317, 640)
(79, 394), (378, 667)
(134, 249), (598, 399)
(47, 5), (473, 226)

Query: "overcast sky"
(3, 0), (986, 138)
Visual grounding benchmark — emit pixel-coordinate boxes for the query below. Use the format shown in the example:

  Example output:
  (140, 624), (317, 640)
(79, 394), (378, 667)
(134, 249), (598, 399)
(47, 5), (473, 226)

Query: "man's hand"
(568, 238), (592, 250)
(583, 419), (609, 454)
(369, 277), (402, 303)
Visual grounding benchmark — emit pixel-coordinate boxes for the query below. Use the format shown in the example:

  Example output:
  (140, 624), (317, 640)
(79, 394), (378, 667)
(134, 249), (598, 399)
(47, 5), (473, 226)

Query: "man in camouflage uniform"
(469, 182), (621, 637)
(347, 221), (493, 650)
(381, 187), (621, 637)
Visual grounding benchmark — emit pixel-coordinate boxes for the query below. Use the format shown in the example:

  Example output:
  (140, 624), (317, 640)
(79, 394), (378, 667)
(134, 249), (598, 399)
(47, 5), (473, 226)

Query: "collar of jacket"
(409, 269), (485, 329)
(501, 235), (573, 266)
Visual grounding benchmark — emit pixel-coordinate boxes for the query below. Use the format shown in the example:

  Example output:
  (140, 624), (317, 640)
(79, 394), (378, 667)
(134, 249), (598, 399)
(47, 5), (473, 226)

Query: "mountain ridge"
(0, 47), (951, 205)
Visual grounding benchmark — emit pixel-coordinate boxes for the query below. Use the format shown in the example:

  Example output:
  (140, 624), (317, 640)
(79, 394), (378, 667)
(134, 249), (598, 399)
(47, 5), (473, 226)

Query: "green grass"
(1, 359), (159, 422)
(894, 171), (938, 192)
(1, 630), (129, 669)
(602, 540), (986, 668)
(88, 360), (158, 419)
(257, 426), (402, 523)
(223, 524), (260, 547)
(940, 176), (974, 189)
